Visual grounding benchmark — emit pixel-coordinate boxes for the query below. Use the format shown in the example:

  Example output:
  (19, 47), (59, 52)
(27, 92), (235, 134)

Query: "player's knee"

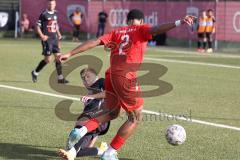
(109, 108), (120, 119)
(44, 59), (51, 63)
(44, 56), (52, 63)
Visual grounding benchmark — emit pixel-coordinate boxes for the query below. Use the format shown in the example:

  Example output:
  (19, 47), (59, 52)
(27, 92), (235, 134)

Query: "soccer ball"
(165, 124), (186, 145)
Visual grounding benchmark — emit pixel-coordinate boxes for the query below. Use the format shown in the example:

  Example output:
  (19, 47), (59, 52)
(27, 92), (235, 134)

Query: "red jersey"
(99, 24), (152, 79)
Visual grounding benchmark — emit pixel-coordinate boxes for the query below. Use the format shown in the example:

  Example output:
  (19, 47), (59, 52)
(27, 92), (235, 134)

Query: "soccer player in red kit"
(58, 9), (195, 160)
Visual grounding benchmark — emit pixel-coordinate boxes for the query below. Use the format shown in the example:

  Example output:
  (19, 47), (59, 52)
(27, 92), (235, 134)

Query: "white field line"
(149, 47), (240, 58)
(146, 54), (240, 59)
(1, 84), (240, 131)
(144, 57), (240, 69)
(2, 41), (240, 58)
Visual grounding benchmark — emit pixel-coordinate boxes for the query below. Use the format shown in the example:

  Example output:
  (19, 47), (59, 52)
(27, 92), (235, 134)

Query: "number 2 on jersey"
(119, 34), (130, 55)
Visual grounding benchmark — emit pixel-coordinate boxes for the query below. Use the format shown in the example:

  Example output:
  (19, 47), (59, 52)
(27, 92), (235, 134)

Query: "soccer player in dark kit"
(58, 68), (111, 160)
(31, 0), (68, 84)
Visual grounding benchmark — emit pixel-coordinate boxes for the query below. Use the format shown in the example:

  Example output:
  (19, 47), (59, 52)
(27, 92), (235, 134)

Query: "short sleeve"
(140, 24), (152, 41)
(37, 13), (44, 27)
(98, 32), (114, 45)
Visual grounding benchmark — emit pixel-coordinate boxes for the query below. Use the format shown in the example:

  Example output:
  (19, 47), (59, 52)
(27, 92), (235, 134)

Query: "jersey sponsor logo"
(47, 20), (58, 32)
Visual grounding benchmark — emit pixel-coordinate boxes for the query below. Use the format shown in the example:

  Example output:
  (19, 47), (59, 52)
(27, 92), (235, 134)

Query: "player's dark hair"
(207, 9), (213, 12)
(127, 9), (144, 21)
(80, 68), (97, 78)
(48, 0), (55, 2)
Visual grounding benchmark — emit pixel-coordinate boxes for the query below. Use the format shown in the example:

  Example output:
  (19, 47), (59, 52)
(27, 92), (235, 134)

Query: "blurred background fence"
(1, 0), (240, 53)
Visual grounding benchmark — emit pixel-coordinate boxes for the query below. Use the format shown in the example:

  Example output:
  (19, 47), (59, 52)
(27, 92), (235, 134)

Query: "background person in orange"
(197, 10), (207, 53)
(70, 7), (83, 42)
(205, 9), (216, 53)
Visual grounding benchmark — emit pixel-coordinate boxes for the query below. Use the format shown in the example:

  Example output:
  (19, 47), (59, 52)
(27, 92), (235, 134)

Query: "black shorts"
(206, 32), (213, 41)
(198, 33), (206, 39)
(42, 38), (60, 56)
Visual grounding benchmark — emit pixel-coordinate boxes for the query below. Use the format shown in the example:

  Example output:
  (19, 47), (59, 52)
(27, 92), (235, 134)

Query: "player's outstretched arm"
(149, 15), (196, 35)
(58, 39), (101, 62)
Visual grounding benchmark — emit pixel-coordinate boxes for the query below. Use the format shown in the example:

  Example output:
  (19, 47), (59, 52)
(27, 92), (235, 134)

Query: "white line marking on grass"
(0, 84), (80, 101)
(143, 110), (240, 131)
(1, 84), (240, 131)
(149, 47), (240, 58)
(146, 54), (240, 59)
(145, 57), (240, 69)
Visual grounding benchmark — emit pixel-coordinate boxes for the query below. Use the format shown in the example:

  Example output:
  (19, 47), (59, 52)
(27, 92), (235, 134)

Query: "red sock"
(110, 134), (126, 150)
(84, 118), (100, 132)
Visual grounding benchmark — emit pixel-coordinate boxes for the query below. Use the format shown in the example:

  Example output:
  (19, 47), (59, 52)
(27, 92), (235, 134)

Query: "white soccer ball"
(165, 124), (186, 145)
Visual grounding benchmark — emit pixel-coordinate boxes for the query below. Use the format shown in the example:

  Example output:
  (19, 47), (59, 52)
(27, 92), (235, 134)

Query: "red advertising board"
(21, 0), (240, 42)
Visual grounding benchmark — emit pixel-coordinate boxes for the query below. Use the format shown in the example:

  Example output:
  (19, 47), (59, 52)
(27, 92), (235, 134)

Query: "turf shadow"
(0, 143), (136, 160)
(0, 143), (58, 160)
(0, 80), (32, 83)
(91, 157), (135, 160)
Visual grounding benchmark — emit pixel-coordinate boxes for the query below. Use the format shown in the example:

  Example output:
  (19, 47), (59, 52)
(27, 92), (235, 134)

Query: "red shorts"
(104, 71), (144, 112)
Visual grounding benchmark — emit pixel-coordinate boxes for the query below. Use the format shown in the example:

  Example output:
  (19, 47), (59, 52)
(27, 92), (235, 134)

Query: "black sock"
(55, 61), (63, 77)
(203, 42), (207, 49)
(35, 60), (47, 73)
(74, 135), (91, 152)
(198, 41), (202, 48)
(208, 41), (212, 49)
(77, 148), (98, 157)
(74, 134), (95, 155)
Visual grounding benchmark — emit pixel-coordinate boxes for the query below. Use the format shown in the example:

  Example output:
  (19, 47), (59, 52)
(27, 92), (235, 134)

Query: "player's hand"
(57, 53), (71, 62)
(41, 35), (48, 41)
(81, 95), (94, 103)
(58, 34), (62, 40)
(182, 15), (197, 26)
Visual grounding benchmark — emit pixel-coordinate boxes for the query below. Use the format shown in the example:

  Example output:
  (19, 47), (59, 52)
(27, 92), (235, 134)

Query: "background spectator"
(69, 7), (83, 42)
(197, 10), (207, 53)
(20, 13), (30, 36)
(206, 9), (216, 53)
(96, 10), (108, 38)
